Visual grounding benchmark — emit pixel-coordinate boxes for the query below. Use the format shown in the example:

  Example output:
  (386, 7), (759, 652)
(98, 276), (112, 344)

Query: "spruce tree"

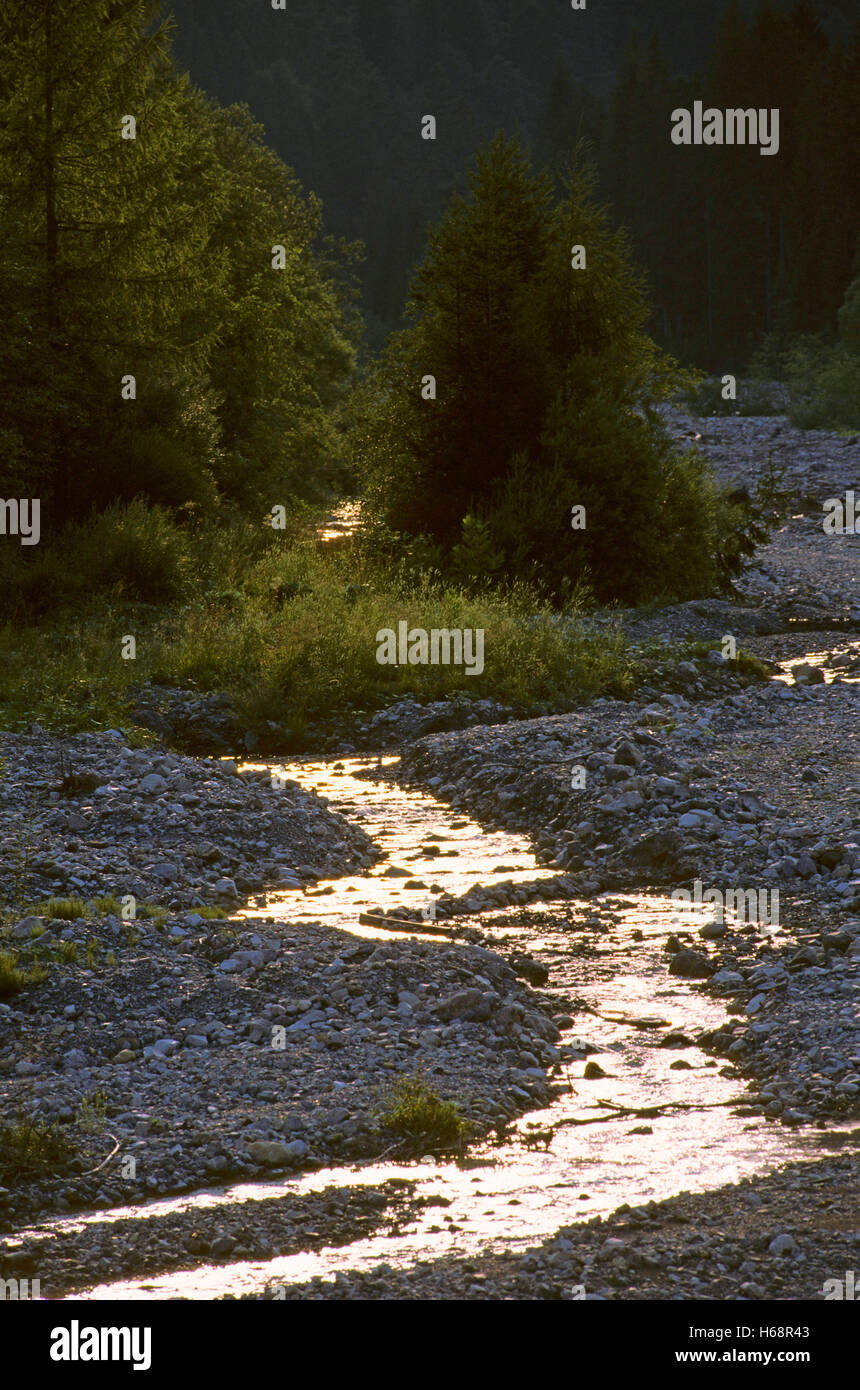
(0, 0), (222, 515)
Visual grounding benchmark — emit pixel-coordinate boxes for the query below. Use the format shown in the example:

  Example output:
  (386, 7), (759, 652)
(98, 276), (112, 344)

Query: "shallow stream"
(48, 757), (835, 1299)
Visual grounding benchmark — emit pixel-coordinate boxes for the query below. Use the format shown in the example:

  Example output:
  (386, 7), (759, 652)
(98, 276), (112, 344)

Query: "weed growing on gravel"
(0, 1116), (76, 1185)
(59, 941), (79, 964)
(93, 895), (122, 915)
(76, 1091), (109, 1136)
(39, 897), (87, 921)
(9, 791), (37, 906)
(684, 641), (773, 683)
(377, 1072), (466, 1150)
(26, 961), (49, 987)
(136, 903), (167, 925)
(0, 950), (26, 999)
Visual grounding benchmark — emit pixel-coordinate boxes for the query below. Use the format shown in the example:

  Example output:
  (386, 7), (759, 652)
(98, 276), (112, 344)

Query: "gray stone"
(140, 773), (168, 793)
(247, 1141), (294, 1166)
(768, 1234), (799, 1256)
(434, 989), (488, 1021)
(668, 950), (714, 979)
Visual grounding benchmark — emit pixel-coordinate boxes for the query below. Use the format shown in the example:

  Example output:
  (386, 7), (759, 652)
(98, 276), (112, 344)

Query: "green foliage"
(0, 951), (26, 1000)
(93, 896), (122, 915)
(166, 0), (859, 365)
(0, 1116), (75, 1186)
(784, 336), (860, 431)
(353, 136), (727, 605)
(448, 515), (504, 587)
(77, 1091), (109, 1136)
(712, 455), (792, 593)
(38, 898), (87, 922)
(0, 0), (357, 540)
(0, 520), (638, 736)
(376, 1072), (466, 1149)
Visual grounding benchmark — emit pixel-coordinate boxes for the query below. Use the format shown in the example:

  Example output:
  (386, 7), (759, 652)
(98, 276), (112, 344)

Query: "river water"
(40, 756), (838, 1299)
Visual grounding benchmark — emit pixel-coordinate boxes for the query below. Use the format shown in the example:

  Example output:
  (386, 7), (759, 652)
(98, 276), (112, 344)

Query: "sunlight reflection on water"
(39, 757), (843, 1300)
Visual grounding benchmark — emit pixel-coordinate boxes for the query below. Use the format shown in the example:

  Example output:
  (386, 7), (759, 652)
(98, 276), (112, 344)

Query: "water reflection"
(29, 758), (848, 1299)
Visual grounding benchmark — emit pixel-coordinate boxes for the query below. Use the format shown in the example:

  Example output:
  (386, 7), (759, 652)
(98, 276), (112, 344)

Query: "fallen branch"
(593, 1012), (672, 1030)
(80, 1133), (120, 1177)
(358, 912), (458, 938)
(546, 1097), (741, 1130)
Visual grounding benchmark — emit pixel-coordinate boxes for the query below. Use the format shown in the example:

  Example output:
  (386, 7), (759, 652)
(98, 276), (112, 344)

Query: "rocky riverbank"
(0, 402), (856, 1299)
(0, 905), (565, 1232)
(256, 1150), (860, 1301)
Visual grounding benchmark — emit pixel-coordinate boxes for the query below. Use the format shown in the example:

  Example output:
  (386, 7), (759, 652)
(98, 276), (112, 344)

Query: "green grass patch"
(0, 951), (27, 999)
(38, 897), (87, 921)
(0, 514), (638, 736)
(76, 1091), (109, 1136)
(93, 895), (122, 915)
(135, 903), (166, 923)
(682, 640), (773, 682)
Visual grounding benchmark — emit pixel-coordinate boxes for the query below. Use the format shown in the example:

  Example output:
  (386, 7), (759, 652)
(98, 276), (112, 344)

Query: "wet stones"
(668, 950), (715, 979)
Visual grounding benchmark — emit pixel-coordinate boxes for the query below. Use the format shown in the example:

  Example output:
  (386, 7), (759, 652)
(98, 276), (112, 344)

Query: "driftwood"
(80, 1133), (121, 1176)
(543, 1097), (741, 1131)
(592, 1012), (672, 1030)
(358, 911), (457, 937)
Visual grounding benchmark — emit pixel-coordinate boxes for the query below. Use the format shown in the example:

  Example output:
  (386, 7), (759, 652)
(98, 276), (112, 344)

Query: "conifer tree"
(0, 0), (223, 515)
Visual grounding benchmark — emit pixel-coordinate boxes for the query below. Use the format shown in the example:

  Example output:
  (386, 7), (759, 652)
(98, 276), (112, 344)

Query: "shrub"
(104, 428), (219, 511)
(788, 346), (860, 431)
(0, 1116), (75, 1185)
(0, 499), (198, 621)
(376, 1072), (466, 1149)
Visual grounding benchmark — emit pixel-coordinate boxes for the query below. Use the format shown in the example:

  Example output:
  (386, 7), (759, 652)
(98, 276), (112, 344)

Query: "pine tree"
(0, 0), (222, 515)
(198, 98), (358, 509)
(353, 137), (728, 604)
(395, 134), (554, 540)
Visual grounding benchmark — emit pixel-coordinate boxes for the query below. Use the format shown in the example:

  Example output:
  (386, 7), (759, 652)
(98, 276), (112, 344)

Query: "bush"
(0, 500), (197, 621)
(0, 1116), (75, 1185)
(376, 1073), (466, 1149)
(787, 345), (860, 431)
(104, 429), (220, 511)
